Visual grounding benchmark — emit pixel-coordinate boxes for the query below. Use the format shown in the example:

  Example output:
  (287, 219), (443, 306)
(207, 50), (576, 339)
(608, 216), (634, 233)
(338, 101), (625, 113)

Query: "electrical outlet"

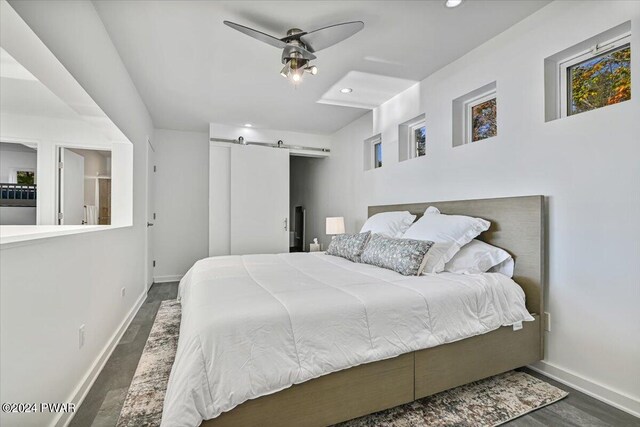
(79, 325), (85, 349)
(121, 287), (126, 298)
(544, 312), (551, 332)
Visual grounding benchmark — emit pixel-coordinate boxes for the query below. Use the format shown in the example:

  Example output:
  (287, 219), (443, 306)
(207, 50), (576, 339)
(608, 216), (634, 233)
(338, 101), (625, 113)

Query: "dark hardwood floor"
(70, 282), (640, 427)
(69, 282), (178, 427)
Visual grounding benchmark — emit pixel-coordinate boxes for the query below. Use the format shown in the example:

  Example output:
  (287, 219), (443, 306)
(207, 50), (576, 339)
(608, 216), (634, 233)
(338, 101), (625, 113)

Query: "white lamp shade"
(326, 217), (345, 235)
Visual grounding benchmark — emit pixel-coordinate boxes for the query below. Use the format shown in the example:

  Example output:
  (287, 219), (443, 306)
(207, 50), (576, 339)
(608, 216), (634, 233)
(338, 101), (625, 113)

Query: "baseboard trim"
(529, 361), (640, 418)
(153, 274), (184, 283)
(54, 290), (147, 427)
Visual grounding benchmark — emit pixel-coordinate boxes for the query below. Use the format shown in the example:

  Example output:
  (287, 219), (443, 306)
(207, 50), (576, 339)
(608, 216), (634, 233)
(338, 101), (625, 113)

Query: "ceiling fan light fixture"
(445, 0), (463, 8)
(305, 65), (318, 75)
(292, 72), (302, 82)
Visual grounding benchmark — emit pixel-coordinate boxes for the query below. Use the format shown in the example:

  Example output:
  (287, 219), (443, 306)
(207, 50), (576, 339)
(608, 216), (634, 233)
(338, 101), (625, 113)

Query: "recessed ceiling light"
(445, 0), (463, 7)
(244, 123), (253, 127)
(340, 88), (353, 94)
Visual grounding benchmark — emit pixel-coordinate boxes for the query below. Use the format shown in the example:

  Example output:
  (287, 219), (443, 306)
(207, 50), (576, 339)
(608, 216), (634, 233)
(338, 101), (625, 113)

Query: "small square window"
(547, 23), (632, 121)
(374, 141), (382, 168)
(567, 43), (631, 116)
(462, 89), (497, 145)
(452, 82), (497, 147)
(17, 170), (35, 185)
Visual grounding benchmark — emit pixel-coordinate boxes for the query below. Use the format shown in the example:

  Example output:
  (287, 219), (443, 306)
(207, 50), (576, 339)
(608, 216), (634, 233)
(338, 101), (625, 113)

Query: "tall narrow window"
(398, 114), (426, 161)
(363, 134), (382, 171)
(411, 122), (426, 157)
(374, 141), (382, 168)
(567, 43), (631, 116)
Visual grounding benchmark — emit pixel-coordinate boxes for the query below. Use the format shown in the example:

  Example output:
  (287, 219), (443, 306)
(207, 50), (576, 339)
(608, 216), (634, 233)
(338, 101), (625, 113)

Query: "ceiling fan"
(223, 20), (364, 83)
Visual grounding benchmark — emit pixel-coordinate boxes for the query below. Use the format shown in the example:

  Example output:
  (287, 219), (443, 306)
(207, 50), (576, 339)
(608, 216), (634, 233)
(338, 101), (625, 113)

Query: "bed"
(162, 195), (545, 427)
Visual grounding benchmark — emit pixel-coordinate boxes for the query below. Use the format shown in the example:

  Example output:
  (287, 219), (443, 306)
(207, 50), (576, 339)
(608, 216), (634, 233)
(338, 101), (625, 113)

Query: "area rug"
(117, 300), (567, 427)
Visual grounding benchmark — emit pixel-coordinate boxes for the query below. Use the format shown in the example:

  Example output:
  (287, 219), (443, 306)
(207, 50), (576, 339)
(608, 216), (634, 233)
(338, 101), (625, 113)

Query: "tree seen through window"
(569, 44), (631, 115)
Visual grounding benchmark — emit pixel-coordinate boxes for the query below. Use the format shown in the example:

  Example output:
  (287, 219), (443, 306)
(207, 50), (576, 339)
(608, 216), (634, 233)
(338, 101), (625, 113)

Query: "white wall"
(0, 206), (36, 225)
(0, 2), (154, 427)
(304, 0), (640, 415)
(152, 128), (209, 281)
(69, 148), (111, 177)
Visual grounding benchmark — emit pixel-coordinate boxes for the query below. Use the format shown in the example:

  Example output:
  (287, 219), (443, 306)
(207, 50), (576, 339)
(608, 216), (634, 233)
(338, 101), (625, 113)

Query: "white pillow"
(360, 211), (416, 238)
(444, 239), (513, 276)
(402, 208), (490, 273)
(489, 257), (515, 277)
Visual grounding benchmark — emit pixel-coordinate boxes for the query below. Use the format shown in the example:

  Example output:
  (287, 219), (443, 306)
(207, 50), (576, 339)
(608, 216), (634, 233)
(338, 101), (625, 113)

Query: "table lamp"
(326, 217), (345, 238)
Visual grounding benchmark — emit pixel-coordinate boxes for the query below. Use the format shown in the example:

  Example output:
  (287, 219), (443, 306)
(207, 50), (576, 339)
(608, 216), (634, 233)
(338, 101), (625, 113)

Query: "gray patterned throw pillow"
(326, 231), (371, 262)
(360, 234), (434, 276)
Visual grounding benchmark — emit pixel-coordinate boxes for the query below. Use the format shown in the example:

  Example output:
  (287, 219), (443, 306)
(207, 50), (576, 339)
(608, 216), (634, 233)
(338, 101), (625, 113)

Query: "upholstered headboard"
(368, 195), (545, 316)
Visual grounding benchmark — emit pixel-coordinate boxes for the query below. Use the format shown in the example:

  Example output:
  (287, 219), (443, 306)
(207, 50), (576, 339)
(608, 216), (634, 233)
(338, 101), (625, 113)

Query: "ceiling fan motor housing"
(282, 43), (310, 67)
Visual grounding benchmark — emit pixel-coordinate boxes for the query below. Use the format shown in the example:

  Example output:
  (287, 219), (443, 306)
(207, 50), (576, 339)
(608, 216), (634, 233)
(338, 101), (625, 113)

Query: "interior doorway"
(289, 155), (323, 253)
(58, 147), (112, 225)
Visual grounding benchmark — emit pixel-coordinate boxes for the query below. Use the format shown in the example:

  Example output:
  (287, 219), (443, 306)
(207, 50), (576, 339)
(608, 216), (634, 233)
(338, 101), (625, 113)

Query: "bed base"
(203, 316), (540, 427)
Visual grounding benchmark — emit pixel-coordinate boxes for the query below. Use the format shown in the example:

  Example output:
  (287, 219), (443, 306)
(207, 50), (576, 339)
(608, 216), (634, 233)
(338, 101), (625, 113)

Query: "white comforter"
(161, 252), (534, 427)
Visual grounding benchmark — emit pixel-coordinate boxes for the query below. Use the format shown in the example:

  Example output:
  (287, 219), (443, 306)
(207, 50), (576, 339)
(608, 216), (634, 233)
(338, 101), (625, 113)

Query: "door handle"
(284, 218), (288, 231)
(147, 222), (154, 227)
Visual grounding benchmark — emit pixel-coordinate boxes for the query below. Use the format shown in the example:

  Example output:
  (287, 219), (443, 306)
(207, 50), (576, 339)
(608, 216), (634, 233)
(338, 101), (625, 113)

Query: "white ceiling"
(93, 0), (550, 134)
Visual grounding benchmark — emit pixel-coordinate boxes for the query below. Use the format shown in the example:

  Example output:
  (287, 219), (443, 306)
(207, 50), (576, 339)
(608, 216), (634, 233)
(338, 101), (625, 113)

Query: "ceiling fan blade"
(300, 21), (364, 53)
(223, 21), (287, 49)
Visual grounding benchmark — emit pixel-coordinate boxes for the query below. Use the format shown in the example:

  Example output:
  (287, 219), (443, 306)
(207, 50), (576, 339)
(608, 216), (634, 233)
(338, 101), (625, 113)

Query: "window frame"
(464, 89), (497, 144)
(559, 32), (631, 118)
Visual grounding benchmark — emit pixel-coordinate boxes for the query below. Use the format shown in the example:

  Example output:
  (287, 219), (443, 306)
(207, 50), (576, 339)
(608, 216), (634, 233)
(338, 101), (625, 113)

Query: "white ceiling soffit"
(318, 71), (417, 110)
(91, 0), (551, 134)
(1, 48), (82, 121)
(0, 1), (131, 144)
(0, 48), (37, 81)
